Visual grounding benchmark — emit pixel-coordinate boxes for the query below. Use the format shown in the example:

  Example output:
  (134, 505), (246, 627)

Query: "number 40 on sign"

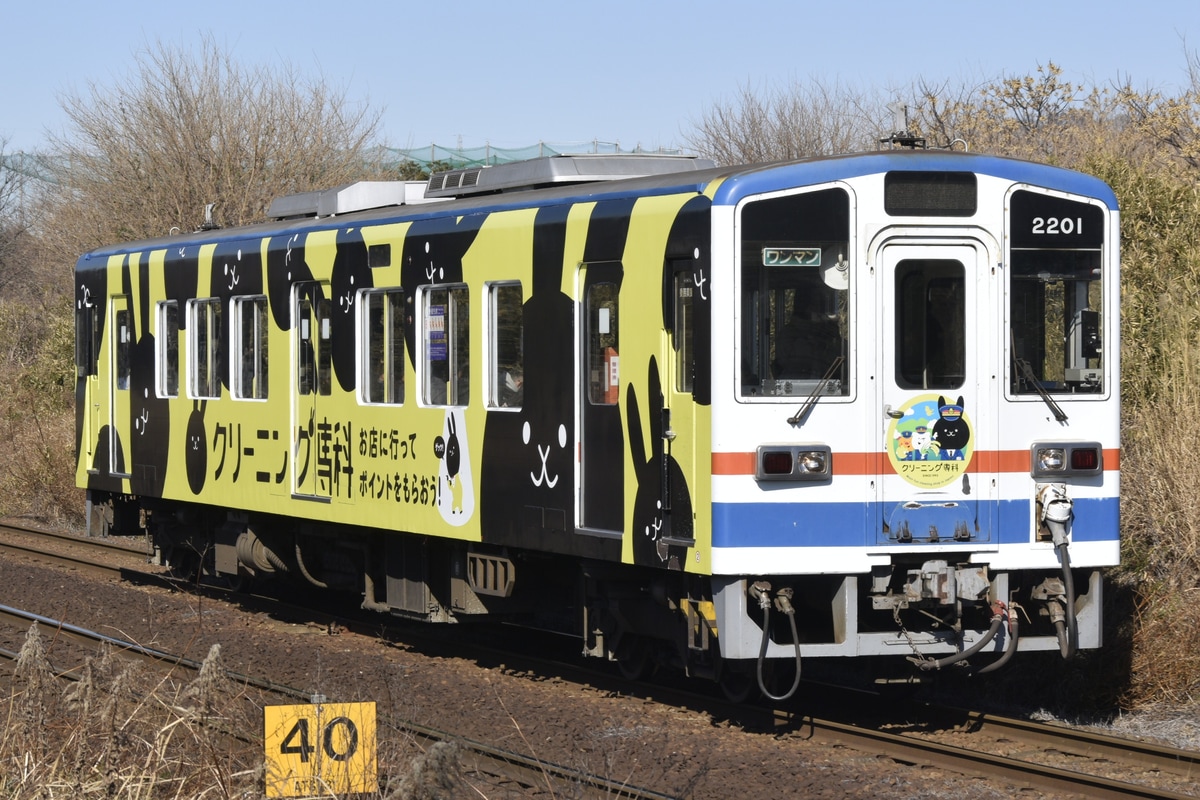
(264, 701), (377, 798)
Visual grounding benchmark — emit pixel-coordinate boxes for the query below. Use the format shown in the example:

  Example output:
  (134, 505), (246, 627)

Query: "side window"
(586, 282), (619, 405)
(75, 304), (99, 378)
(114, 303), (131, 391)
(232, 296), (268, 400)
(673, 270), (694, 393)
(361, 288), (406, 405)
(422, 285), (469, 406)
(188, 298), (223, 399)
(157, 301), (179, 397)
(487, 282), (523, 409)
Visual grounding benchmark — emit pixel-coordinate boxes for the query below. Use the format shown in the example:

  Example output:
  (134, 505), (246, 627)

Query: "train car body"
(76, 150), (1119, 694)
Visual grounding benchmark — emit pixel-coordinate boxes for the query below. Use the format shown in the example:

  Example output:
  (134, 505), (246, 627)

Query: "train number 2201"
(1030, 216), (1083, 235)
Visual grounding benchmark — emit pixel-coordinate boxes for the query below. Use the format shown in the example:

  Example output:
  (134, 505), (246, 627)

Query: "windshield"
(1009, 190), (1105, 395)
(739, 187), (850, 398)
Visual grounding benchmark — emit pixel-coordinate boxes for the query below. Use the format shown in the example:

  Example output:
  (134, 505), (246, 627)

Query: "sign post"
(264, 700), (378, 798)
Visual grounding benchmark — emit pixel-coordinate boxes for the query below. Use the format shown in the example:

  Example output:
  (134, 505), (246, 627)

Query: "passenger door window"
(487, 282), (523, 409)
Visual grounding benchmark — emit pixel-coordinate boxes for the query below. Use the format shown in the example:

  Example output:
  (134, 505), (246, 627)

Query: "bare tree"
(687, 63), (1125, 172)
(686, 78), (885, 166)
(0, 138), (33, 296)
(46, 35), (390, 256)
(904, 76), (991, 150)
(1118, 45), (1200, 171)
(900, 63), (1128, 169)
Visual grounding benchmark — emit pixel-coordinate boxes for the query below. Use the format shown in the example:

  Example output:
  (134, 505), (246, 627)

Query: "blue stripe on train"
(711, 497), (1119, 548)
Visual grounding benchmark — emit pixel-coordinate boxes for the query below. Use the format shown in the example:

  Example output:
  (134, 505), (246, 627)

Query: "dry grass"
(0, 626), (470, 799)
(1117, 390), (1200, 705)
(0, 295), (82, 528)
(1103, 146), (1200, 706)
(2, 632), (264, 799)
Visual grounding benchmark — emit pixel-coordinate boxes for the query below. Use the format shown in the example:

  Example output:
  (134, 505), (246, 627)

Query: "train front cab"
(706, 156), (1119, 680)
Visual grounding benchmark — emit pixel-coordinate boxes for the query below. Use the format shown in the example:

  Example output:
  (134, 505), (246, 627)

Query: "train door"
(661, 265), (698, 550)
(109, 295), (132, 477)
(877, 241), (997, 547)
(292, 282), (332, 499)
(577, 262), (624, 534)
(76, 298), (101, 474)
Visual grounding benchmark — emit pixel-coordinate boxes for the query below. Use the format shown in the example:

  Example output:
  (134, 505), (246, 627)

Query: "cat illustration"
(931, 396), (970, 461)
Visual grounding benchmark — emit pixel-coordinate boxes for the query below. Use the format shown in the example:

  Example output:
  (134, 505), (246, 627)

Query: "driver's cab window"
(739, 187), (850, 398)
(1008, 191), (1105, 395)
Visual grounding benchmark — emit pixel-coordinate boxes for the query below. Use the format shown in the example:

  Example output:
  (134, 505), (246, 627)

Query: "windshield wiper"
(788, 356), (845, 426)
(1011, 334), (1067, 423)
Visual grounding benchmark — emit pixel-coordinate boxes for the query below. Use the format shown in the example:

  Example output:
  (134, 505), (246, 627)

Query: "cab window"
(739, 187), (850, 398)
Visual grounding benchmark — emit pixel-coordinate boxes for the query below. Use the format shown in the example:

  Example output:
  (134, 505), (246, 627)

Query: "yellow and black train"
(77, 151), (1121, 698)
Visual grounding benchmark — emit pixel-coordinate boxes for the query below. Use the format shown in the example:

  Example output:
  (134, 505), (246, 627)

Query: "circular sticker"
(886, 394), (973, 489)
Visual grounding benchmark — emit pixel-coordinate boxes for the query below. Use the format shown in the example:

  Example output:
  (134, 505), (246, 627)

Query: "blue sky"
(3, 1), (1197, 155)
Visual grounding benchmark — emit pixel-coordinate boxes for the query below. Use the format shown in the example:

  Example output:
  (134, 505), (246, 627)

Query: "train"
(75, 146), (1120, 700)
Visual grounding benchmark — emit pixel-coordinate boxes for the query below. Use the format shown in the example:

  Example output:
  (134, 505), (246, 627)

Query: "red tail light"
(1070, 447), (1100, 471)
(762, 451), (794, 475)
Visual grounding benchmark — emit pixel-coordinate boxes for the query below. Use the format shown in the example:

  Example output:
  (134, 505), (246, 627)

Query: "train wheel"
(717, 666), (757, 703)
(615, 635), (654, 681)
(227, 568), (256, 594)
(166, 546), (201, 584)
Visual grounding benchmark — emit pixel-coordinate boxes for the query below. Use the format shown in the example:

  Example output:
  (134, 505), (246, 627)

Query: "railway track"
(3, 521), (1198, 799)
(0, 589), (676, 799)
(449, 637), (1200, 799)
(791, 704), (1200, 800)
(0, 520), (151, 578)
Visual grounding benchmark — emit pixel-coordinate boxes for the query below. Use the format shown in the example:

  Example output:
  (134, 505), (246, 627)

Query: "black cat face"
(267, 233), (313, 330)
(185, 401), (208, 495)
(932, 395), (970, 451)
(521, 419), (568, 489)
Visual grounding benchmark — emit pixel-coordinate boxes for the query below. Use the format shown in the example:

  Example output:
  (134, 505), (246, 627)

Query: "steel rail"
(0, 523), (148, 579)
(942, 708), (1200, 781)
(0, 602), (671, 800)
(0, 521), (151, 555)
(797, 712), (1198, 800)
(3, 522), (1194, 798)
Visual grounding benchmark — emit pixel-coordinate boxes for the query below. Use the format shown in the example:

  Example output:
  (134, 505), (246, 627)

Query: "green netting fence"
(2, 141), (690, 186)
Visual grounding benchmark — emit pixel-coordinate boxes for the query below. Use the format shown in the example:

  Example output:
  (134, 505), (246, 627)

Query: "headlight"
(1037, 448), (1065, 471)
(799, 450), (828, 474)
(1031, 442), (1102, 477)
(756, 445), (832, 482)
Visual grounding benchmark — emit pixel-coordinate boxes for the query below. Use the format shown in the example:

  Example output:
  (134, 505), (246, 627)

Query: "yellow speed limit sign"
(264, 701), (377, 798)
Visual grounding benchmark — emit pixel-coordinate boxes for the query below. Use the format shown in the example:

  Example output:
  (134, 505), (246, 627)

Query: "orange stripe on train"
(712, 449), (1120, 476)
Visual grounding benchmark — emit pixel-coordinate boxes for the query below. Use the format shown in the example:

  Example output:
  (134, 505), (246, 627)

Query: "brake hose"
(914, 603), (1005, 671)
(1055, 543), (1078, 659)
(752, 583), (803, 701)
(977, 602), (1019, 674)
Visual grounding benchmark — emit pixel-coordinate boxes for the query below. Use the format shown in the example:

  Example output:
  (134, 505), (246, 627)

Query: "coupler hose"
(914, 603), (1005, 671)
(750, 582), (803, 702)
(1055, 543), (1078, 660)
(977, 602), (1019, 675)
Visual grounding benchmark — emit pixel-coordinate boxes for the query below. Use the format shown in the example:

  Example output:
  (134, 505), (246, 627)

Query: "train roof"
(77, 150), (1118, 263)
